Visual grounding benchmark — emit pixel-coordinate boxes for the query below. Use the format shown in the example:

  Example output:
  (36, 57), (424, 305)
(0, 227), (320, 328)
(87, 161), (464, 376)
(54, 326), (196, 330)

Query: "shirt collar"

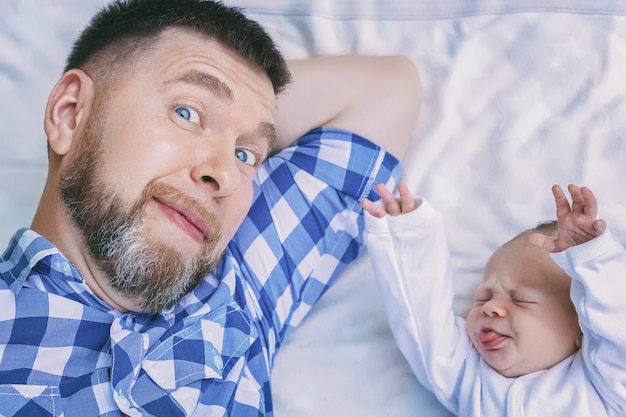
(1, 228), (68, 291)
(0, 228), (117, 312)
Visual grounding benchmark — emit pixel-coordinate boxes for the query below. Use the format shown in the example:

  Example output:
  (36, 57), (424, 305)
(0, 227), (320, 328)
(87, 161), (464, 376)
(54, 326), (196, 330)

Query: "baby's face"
(465, 237), (581, 378)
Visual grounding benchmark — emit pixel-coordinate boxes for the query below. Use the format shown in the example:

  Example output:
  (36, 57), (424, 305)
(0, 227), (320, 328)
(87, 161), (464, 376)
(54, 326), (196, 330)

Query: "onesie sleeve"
(551, 229), (626, 414)
(363, 200), (471, 414)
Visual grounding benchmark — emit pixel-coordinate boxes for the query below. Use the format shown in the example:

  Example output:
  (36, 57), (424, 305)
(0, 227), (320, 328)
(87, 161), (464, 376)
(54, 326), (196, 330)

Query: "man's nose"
(191, 143), (239, 197)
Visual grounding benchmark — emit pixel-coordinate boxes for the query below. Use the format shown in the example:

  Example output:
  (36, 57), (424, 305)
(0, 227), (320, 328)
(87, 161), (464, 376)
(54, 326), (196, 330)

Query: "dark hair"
(64, 0), (291, 94)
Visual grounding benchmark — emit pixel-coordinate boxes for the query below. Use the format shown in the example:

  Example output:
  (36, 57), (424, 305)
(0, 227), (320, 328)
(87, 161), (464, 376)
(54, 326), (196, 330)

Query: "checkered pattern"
(0, 127), (401, 416)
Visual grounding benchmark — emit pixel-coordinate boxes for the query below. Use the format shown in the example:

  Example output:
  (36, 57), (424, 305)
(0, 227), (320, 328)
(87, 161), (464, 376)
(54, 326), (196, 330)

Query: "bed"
(2, 1), (625, 416)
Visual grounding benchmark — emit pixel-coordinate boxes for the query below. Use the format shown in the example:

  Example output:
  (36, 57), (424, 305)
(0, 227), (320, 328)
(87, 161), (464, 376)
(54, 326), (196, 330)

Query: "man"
(0, 0), (420, 415)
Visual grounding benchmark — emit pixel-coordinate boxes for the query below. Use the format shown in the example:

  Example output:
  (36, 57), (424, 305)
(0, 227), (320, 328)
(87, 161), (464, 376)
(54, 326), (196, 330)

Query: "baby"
(362, 183), (626, 416)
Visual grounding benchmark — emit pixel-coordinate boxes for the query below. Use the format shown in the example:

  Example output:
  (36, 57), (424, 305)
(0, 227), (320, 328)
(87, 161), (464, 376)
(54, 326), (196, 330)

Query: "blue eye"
(235, 149), (258, 166)
(174, 106), (200, 124)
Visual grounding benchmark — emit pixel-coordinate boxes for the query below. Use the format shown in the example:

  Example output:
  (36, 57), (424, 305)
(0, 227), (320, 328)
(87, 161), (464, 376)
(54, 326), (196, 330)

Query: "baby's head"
(465, 221), (582, 378)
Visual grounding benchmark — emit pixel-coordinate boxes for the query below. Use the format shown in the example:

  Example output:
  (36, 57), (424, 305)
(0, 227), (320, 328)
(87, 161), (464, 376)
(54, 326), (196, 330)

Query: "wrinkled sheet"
(2, 1), (626, 416)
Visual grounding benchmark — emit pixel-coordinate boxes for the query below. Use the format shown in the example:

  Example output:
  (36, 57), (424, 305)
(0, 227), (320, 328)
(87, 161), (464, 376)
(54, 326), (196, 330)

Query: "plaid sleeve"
(74, 128), (401, 416)
(231, 127), (402, 351)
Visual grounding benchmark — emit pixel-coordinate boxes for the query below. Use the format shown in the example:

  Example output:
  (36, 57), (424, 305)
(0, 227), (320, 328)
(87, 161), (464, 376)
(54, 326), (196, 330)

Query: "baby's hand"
(361, 182), (419, 218)
(529, 184), (606, 252)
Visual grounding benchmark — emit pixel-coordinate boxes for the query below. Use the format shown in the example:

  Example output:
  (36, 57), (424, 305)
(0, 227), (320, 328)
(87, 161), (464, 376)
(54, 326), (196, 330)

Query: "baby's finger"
(397, 182), (417, 213)
(528, 232), (556, 252)
(376, 183), (402, 215)
(552, 184), (572, 219)
(567, 184), (585, 215)
(593, 218), (607, 235)
(579, 186), (598, 219)
(361, 198), (387, 218)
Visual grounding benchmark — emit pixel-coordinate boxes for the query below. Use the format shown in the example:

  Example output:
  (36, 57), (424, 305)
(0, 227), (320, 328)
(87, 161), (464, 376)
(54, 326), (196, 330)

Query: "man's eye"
(174, 106), (200, 124)
(235, 149), (258, 166)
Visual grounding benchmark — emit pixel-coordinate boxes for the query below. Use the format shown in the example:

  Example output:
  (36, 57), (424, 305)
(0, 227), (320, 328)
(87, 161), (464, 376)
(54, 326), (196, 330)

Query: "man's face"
(59, 29), (277, 312)
(465, 238), (581, 377)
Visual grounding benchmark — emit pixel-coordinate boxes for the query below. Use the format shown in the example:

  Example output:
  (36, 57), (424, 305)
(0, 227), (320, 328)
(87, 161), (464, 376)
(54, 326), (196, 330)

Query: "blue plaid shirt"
(0, 128), (400, 416)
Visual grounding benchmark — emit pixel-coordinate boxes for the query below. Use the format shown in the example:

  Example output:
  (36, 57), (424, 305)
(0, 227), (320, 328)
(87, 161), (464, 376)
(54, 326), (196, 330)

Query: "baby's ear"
(528, 232), (558, 253)
(44, 69), (95, 156)
(527, 232), (546, 248)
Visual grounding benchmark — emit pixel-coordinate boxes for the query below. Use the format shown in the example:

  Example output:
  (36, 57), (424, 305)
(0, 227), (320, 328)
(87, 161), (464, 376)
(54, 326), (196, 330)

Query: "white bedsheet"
(2, 1), (626, 416)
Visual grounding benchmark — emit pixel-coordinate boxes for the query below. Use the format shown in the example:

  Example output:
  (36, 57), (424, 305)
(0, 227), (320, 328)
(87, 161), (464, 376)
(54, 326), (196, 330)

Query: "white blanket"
(2, 1), (626, 416)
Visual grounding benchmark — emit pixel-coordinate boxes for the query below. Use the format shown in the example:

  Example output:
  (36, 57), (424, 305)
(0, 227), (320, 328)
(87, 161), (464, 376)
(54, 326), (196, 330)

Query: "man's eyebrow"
(165, 70), (233, 101)
(261, 121), (277, 154)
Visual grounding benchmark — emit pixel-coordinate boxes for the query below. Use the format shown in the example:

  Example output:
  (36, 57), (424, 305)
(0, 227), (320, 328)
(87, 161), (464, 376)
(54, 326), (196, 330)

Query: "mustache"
(138, 181), (222, 244)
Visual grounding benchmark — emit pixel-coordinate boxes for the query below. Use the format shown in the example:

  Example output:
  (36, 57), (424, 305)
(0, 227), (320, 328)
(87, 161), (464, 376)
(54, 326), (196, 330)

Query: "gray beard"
(58, 116), (223, 312)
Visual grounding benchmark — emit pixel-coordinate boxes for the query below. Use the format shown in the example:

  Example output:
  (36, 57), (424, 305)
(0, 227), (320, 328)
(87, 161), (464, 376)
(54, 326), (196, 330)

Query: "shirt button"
(62, 262), (72, 276)
(213, 351), (223, 370)
(116, 393), (131, 410)
(124, 314), (135, 328)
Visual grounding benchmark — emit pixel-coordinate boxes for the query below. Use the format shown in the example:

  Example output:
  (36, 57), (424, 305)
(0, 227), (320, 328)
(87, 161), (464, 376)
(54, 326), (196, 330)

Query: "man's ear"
(44, 69), (95, 156)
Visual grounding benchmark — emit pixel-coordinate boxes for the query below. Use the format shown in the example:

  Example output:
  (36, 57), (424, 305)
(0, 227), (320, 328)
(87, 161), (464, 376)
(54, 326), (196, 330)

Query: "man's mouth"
(154, 197), (212, 244)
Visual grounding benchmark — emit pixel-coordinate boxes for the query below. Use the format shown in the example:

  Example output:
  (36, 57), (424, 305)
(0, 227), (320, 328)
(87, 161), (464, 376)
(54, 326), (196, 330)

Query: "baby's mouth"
(478, 328), (509, 349)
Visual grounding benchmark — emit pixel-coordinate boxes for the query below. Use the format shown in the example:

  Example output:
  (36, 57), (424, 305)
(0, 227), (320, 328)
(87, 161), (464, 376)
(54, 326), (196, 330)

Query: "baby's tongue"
(478, 330), (501, 343)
